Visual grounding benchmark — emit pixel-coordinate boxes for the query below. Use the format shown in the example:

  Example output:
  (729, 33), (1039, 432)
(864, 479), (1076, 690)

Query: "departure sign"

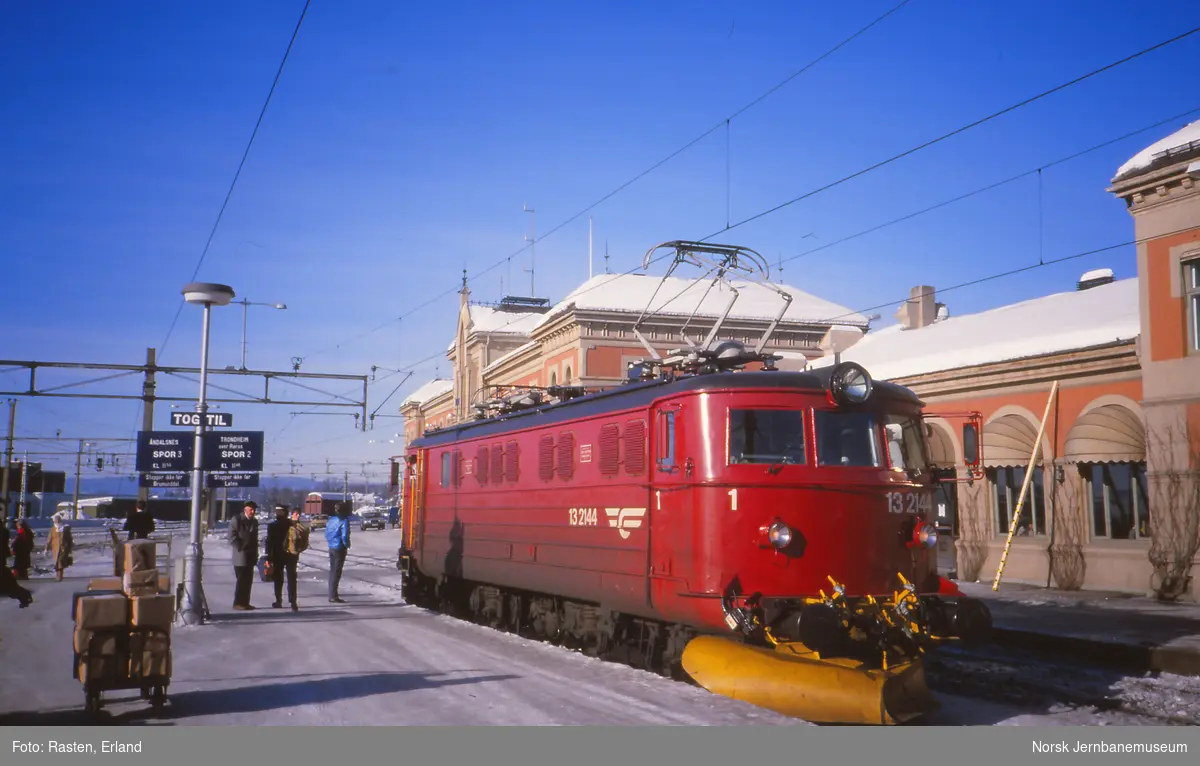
(171, 411), (233, 428)
(202, 431), (264, 472)
(136, 432), (194, 472)
(206, 472), (260, 489)
(139, 472), (190, 488)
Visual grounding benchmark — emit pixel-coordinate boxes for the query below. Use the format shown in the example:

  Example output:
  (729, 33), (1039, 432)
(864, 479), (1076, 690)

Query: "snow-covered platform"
(957, 580), (1200, 677)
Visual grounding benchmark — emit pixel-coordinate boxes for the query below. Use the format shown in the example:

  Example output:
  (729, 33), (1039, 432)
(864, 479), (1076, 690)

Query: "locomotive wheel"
(505, 595), (522, 635)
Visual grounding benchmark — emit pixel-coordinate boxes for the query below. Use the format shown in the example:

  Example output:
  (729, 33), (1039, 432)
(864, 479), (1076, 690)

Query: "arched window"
(550, 371), (557, 386)
(565, 365), (572, 384)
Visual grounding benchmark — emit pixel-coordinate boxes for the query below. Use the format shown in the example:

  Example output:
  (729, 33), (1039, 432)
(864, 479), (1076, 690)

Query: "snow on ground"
(3, 527), (1196, 726)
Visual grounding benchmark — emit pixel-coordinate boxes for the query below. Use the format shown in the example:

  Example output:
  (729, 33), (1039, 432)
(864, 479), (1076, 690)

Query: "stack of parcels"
(73, 540), (174, 683)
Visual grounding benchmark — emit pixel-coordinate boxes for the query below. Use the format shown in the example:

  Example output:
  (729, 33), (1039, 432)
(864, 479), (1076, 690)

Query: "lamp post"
(179, 282), (235, 626)
(233, 299), (287, 370)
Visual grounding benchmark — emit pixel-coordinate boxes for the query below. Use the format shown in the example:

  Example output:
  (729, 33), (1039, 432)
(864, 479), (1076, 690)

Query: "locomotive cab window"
(883, 414), (930, 474)
(728, 409), (806, 465)
(440, 451), (451, 488)
(814, 410), (881, 467)
(657, 411), (676, 470)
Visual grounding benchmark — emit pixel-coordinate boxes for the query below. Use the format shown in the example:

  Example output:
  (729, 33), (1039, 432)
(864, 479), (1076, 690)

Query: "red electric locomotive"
(396, 242), (992, 725)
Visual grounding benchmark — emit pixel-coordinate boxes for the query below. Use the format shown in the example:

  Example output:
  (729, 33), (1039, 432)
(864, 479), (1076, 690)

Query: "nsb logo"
(605, 508), (646, 539)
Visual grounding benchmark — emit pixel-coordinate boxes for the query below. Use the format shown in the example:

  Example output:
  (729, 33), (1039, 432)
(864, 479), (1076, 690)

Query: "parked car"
(359, 511), (386, 531)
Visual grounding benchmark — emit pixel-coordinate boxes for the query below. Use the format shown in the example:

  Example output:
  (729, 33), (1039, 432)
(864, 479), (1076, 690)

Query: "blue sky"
(2, 0), (1199, 487)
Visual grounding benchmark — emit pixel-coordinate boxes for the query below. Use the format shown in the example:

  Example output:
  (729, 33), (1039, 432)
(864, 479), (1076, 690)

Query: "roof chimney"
(894, 286), (937, 329)
(1077, 268), (1115, 291)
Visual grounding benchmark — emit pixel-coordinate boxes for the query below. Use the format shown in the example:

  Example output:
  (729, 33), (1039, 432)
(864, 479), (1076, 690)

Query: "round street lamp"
(233, 299), (287, 370)
(179, 282), (235, 627)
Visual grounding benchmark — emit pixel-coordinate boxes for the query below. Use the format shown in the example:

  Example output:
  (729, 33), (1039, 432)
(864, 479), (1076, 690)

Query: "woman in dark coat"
(0, 520), (10, 571)
(11, 521), (35, 580)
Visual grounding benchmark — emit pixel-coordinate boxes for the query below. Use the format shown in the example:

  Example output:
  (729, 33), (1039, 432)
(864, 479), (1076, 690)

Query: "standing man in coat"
(265, 505), (300, 611)
(124, 500), (156, 540)
(324, 502), (351, 603)
(228, 500), (260, 610)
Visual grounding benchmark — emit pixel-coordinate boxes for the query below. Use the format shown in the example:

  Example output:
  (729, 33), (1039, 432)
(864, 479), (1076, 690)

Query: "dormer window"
(1186, 257), (1200, 354)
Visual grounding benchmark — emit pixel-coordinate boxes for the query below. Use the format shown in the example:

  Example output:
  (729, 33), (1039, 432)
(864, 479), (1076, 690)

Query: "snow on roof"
(446, 304), (546, 352)
(1114, 119), (1200, 179)
(809, 278), (1139, 381)
(1079, 268), (1113, 283)
(402, 378), (453, 406)
(536, 273), (868, 330)
(483, 340), (538, 374)
(468, 304), (545, 334)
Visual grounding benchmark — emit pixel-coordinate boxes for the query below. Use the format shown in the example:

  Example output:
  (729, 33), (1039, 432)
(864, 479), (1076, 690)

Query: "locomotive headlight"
(915, 523), (938, 549)
(829, 362), (872, 406)
(767, 521), (793, 549)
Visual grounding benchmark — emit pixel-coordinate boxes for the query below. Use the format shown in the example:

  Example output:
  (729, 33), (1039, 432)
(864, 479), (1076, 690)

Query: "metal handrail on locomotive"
(395, 241), (992, 725)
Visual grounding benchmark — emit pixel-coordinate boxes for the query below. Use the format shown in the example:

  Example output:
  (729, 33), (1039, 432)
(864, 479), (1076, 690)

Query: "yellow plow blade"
(680, 635), (938, 725)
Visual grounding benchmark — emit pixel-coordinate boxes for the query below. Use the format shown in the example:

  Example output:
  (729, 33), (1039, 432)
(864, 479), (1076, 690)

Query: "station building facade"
(820, 118), (1200, 598)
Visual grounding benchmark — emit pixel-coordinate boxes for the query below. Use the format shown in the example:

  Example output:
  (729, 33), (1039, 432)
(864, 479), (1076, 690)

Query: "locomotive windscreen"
(883, 414), (931, 473)
(728, 409), (807, 465)
(814, 410), (882, 467)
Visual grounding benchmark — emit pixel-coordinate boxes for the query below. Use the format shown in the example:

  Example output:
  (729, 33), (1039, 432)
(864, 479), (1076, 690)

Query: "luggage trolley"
(76, 626), (172, 718)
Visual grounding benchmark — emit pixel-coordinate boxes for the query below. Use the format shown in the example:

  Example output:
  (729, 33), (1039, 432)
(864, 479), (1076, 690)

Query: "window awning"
(925, 422), (956, 467)
(1063, 405), (1145, 464)
(982, 414), (1043, 468)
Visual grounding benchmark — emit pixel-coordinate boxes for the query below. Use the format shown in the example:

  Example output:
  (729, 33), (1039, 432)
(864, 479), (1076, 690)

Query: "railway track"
(297, 540), (1200, 725)
(926, 643), (1200, 725)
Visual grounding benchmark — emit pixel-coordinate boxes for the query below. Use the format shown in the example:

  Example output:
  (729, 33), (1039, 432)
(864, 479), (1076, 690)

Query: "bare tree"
(957, 478), (990, 582)
(1147, 422), (1200, 602)
(1047, 464), (1087, 590)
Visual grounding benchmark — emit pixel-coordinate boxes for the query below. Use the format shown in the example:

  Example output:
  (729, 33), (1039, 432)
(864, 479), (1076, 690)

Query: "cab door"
(649, 402), (696, 615)
(403, 451), (426, 559)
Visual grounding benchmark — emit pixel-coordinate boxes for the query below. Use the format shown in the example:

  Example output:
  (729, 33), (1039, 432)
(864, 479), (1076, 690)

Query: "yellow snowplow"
(680, 635), (936, 725)
(676, 573), (985, 725)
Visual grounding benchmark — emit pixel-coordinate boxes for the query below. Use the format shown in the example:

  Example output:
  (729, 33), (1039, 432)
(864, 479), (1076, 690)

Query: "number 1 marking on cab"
(728, 488), (738, 511)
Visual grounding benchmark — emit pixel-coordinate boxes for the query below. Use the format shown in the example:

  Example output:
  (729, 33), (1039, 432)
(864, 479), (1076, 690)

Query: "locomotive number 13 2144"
(568, 507), (598, 526)
(886, 491), (932, 515)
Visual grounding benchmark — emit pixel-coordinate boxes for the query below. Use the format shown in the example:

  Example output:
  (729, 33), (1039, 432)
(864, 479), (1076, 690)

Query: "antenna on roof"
(605, 240), (610, 274)
(523, 203), (536, 296)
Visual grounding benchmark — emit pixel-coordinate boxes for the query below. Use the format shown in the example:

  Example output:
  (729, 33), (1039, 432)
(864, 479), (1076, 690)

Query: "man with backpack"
(324, 503), (351, 603)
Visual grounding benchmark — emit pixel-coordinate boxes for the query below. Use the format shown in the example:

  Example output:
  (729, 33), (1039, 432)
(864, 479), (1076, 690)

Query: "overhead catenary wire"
(699, 23), (1200, 242)
(818, 223), (1200, 328)
(299, 1), (915, 362)
(156, 0), (313, 362)
(370, 97), (1198, 394)
(777, 105), (1200, 267)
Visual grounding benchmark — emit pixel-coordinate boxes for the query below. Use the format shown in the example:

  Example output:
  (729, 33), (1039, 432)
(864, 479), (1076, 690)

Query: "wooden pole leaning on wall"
(992, 380), (1059, 592)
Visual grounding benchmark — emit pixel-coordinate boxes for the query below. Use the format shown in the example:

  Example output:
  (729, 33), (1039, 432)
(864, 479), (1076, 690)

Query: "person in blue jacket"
(324, 503), (352, 603)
